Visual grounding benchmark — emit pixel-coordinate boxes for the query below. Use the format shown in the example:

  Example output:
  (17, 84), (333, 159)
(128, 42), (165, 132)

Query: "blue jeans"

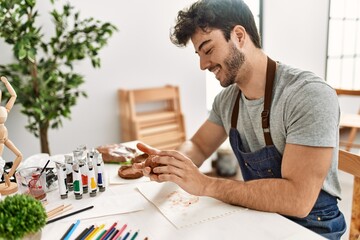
(285, 190), (346, 240)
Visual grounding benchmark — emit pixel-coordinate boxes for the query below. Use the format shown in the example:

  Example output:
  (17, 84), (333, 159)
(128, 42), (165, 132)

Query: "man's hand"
(133, 142), (211, 196)
(132, 142), (158, 179)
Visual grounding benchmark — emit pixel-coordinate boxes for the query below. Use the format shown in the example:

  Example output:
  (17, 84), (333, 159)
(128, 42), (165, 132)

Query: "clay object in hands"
(118, 166), (143, 179)
(144, 155), (163, 175)
(96, 143), (136, 163)
(132, 153), (149, 164)
(118, 153), (149, 179)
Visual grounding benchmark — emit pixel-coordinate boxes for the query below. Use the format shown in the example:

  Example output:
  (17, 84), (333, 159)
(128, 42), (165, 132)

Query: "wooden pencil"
(47, 204), (72, 219)
(48, 205), (73, 219)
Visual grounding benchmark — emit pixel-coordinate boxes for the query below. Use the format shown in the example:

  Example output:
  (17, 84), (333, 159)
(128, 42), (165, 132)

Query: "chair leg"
(350, 176), (360, 240)
(346, 128), (358, 151)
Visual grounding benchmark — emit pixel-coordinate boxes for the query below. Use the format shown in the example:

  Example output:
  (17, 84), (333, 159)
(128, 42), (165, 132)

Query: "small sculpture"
(0, 76), (23, 195)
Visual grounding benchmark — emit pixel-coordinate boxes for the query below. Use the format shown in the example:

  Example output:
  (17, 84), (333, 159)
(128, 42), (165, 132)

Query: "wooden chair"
(118, 85), (186, 150)
(338, 149), (360, 239)
(335, 89), (360, 151)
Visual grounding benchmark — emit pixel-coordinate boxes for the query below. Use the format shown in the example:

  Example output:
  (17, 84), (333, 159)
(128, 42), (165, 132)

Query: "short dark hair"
(170, 0), (261, 48)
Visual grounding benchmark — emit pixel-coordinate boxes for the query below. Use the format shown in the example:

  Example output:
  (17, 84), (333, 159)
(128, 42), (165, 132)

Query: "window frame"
(325, 0), (360, 90)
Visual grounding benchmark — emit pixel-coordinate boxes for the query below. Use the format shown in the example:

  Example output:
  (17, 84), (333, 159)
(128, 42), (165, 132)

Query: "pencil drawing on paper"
(137, 182), (245, 229)
(166, 190), (199, 208)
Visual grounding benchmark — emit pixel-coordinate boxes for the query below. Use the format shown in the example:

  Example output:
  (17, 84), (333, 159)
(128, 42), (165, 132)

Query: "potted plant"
(0, 194), (47, 240)
(0, 0), (117, 154)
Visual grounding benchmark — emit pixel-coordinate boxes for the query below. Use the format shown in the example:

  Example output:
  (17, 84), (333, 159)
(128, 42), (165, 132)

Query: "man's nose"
(200, 56), (211, 70)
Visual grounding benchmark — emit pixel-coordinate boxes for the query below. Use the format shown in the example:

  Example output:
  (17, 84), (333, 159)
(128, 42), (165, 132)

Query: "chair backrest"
(338, 149), (360, 177)
(118, 85), (186, 150)
(338, 149), (360, 239)
(335, 89), (360, 151)
(335, 89), (360, 96)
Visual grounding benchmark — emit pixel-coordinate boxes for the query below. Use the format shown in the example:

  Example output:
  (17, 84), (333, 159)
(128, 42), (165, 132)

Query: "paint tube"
(64, 155), (74, 191)
(95, 151), (106, 192)
(72, 162), (83, 200)
(55, 161), (68, 199)
(73, 149), (88, 194)
(87, 152), (97, 197)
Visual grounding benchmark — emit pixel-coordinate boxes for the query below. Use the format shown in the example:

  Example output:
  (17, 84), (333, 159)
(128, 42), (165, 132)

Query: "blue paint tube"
(95, 151), (106, 192)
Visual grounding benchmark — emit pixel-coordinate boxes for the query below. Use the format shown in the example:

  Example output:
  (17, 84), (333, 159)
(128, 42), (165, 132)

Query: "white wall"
(1, 0), (206, 161)
(263, 0), (329, 79)
(1, 0), (331, 161)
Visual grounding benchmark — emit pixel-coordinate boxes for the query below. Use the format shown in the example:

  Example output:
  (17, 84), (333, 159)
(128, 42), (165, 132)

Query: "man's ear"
(233, 25), (246, 46)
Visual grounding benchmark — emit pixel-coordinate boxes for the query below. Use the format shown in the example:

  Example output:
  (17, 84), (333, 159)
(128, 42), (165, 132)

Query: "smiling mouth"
(209, 65), (221, 77)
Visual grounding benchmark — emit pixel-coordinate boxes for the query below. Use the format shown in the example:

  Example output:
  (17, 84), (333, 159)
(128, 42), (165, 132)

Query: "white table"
(41, 163), (325, 240)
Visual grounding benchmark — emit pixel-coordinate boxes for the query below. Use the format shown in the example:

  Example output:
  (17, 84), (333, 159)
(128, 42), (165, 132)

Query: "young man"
(134, 0), (346, 238)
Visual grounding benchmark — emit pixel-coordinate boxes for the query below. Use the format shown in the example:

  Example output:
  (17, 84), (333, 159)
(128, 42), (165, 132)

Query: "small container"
(15, 167), (47, 202)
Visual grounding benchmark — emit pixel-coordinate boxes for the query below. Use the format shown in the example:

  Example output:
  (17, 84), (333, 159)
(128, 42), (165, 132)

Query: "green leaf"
(18, 48), (26, 60)
(25, 0), (36, 8)
(27, 49), (36, 63)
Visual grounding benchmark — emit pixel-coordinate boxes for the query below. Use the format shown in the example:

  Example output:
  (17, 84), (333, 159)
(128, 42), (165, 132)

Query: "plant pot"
(23, 230), (42, 240)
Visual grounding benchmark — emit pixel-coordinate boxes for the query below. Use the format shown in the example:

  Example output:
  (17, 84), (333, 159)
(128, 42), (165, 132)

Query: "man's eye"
(205, 48), (213, 55)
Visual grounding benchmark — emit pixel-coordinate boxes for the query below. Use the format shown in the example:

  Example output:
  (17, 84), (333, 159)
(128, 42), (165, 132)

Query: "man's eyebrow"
(195, 39), (211, 54)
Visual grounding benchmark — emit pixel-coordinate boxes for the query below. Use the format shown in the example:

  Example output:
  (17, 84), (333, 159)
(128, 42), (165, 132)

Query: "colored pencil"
(46, 205), (94, 224)
(75, 227), (89, 240)
(95, 229), (107, 240)
(130, 230), (139, 240)
(122, 231), (131, 240)
(100, 222), (117, 240)
(60, 222), (74, 240)
(108, 229), (119, 240)
(87, 224), (105, 240)
(112, 223), (127, 239)
(64, 220), (80, 240)
(81, 225), (94, 240)
(104, 227), (116, 240)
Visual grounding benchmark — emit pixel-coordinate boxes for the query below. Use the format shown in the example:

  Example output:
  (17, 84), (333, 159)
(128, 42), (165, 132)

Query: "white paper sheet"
(137, 182), (246, 228)
(75, 193), (146, 220)
(46, 192), (146, 222)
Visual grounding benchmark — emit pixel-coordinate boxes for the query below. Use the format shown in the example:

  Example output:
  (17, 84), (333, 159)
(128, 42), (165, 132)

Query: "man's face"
(191, 28), (245, 87)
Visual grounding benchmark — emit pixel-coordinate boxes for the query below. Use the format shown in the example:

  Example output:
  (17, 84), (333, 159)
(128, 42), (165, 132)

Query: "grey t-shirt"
(209, 62), (341, 198)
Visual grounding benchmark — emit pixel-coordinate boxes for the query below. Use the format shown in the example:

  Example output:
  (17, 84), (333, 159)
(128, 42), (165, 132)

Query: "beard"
(220, 43), (245, 87)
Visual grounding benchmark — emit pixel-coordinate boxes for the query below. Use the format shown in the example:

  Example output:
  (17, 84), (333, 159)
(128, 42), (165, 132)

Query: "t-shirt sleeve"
(285, 82), (340, 147)
(208, 93), (224, 126)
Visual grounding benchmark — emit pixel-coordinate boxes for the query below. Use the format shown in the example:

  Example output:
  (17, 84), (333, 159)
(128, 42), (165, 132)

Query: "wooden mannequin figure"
(0, 76), (23, 195)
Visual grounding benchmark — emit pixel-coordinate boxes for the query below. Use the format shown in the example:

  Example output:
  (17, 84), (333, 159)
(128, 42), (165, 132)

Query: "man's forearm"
(176, 140), (208, 167)
(204, 177), (318, 218)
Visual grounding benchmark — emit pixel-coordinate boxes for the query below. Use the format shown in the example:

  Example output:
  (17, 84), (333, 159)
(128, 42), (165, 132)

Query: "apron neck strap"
(231, 56), (277, 146)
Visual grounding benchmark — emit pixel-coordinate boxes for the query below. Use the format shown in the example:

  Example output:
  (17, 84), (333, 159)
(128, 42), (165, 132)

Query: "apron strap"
(230, 56), (276, 146)
(231, 91), (241, 128)
(262, 57), (276, 145)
